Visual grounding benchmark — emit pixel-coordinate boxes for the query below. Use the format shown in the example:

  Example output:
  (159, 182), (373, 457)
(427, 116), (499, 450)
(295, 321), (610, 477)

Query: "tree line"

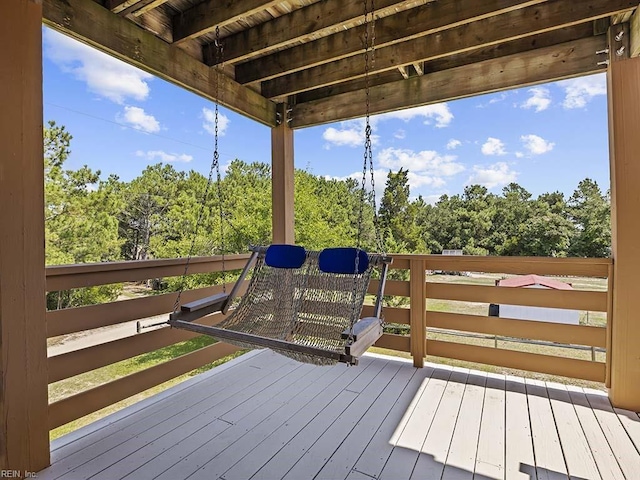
(44, 122), (611, 308)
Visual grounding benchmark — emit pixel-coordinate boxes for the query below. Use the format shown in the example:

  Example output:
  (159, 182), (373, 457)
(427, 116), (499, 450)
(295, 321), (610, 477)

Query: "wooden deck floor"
(39, 350), (640, 480)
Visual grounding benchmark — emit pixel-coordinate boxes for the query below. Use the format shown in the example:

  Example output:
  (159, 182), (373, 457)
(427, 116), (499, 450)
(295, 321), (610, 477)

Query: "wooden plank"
(294, 35), (607, 127)
(583, 388), (640, 477)
(107, 0), (171, 17)
(565, 384), (625, 480)
(606, 263), (614, 387)
(279, 361), (405, 480)
(120, 355), (351, 480)
(385, 254), (612, 277)
(616, 406), (640, 454)
(0, 0), (50, 472)
(545, 382), (600, 479)
(46, 256), (248, 291)
(427, 311), (607, 347)
(607, 37), (640, 411)
(271, 112), (295, 244)
(42, 0), (276, 127)
(409, 368), (471, 479)
(427, 340), (606, 382)
(207, 0), (418, 65)
(43, 351), (282, 476)
(238, 0), (549, 84)
(475, 373), (506, 479)
(378, 366), (455, 479)
(368, 279), (410, 297)
(173, 0), (283, 43)
(315, 363), (417, 480)
(65, 359), (307, 480)
(410, 259), (427, 367)
(524, 378), (568, 479)
(217, 360), (385, 480)
(505, 375), (535, 479)
(351, 364), (441, 478)
(46, 282), (242, 338)
(631, 8), (640, 57)
(49, 342), (240, 429)
(296, 23), (595, 105)
(263, 0), (634, 97)
(362, 305), (410, 324)
(374, 333), (411, 352)
(427, 282), (608, 312)
(441, 371), (487, 480)
(48, 311), (230, 383)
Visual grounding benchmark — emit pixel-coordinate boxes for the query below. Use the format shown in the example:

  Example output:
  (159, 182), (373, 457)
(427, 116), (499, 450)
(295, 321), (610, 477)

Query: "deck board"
(38, 350), (640, 480)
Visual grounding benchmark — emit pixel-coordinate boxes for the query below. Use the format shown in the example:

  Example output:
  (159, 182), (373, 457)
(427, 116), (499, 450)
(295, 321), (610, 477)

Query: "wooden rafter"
(294, 23), (595, 104)
(235, 0), (549, 84)
(43, 0), (276, 127)
(203, 0), (425, 65)
(262, 0), (636, 98)
(107, 0), (171, 17)
(173, 0), (284, 44)
(292, 35), (607, 127)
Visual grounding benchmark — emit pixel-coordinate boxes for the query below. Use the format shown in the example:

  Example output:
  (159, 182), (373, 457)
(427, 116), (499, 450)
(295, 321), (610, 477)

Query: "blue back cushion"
(319, 248), (369, 274)
(265, 244), (307, 269)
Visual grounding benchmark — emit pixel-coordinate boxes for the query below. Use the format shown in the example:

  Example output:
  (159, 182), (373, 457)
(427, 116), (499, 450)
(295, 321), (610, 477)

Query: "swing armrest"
(169, 293), (229, 323)
(342, 317), (383, 358)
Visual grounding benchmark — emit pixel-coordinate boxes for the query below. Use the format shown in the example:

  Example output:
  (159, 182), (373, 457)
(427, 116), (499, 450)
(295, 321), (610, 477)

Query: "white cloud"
(323, 126), (365, 147)
(322, 119), (379, 148)
(43, 29), (152, 104)
(119, 106), (160, 133)
(515, 151), (525, 158)
(136, 150), (193, 163)
(378, 147), (465, 177)
(377, 103), (454, 128)
(446, 139), (462, 150)
(481, 137), (507, 156)
(556, 74), (606, 109)
(423, 194), (443, 205)
(467, 162), (517, 189)
(521, 87), (551, 112)
(394, 129), (406, 140)
(520, 134), (554, 155)
(476, 92), (509, 108)
(202, 107), (230, 136)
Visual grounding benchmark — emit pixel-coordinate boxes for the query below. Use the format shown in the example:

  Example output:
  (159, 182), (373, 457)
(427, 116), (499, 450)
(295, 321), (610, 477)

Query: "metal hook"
(596, 48), (609, 55)
(617, 46), (626, 57)
(597, 60), (610, 67)
(615, 31), (625, 42)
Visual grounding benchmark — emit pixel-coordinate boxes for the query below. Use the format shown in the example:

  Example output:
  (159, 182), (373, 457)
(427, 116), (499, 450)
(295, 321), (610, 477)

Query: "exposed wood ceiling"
(43, 0), (638, 128)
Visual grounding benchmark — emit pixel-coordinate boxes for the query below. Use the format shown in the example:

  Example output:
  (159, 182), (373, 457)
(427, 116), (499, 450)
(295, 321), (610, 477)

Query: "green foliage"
(45, 122), (613, 312)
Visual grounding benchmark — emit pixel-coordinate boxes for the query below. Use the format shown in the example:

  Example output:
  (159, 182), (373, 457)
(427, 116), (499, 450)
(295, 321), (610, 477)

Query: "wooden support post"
(607, 23), (640, 410)
(0, 0), (50, 472)
(271, 104), (295, 244)
(410, 259), (427, 368)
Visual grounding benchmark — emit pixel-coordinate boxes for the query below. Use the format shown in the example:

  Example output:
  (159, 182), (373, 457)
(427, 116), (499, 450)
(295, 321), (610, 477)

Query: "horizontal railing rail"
(44, 253), (613, 432)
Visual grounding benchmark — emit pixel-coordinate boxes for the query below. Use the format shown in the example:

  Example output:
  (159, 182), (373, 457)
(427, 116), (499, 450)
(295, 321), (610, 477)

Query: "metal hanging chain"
(173, 27), (226, 313)
(349, 0), (376, 342)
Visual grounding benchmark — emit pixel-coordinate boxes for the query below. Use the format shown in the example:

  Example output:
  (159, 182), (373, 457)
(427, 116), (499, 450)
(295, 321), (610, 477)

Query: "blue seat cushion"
(319, 247), (369, 274)
(265, 244), (307, 269)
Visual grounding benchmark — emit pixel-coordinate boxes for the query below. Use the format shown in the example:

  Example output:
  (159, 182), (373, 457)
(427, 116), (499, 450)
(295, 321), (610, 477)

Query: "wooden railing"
(45, 253), (612, 431)
(366, 255), (612, 384)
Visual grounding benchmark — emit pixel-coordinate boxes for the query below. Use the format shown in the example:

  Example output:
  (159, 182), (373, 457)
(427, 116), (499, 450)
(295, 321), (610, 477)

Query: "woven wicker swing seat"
(169, 244), (391, 365)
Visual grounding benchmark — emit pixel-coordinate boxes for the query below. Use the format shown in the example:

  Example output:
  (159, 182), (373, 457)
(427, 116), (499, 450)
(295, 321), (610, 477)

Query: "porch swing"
(168, 0), (390, 366)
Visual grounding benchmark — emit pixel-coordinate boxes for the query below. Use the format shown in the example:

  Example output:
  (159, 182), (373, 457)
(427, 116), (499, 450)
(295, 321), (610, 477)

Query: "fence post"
(410, 259), (427, 368)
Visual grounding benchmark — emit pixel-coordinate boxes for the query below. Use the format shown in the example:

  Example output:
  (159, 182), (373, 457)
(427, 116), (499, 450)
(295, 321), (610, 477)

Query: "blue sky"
(43, 27), (610, 203)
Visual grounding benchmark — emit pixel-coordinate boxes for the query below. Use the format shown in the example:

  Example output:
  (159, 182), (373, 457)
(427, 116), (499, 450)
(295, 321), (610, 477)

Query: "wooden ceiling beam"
(236, 0), (548, 84)
(294, 23), (595, 104)
(173, 0), (283, 44)
(203, 0), (425, 65)
(262, 0), (636, 98)
(292, 35), (606, 127)
(43, 0), (276, 127)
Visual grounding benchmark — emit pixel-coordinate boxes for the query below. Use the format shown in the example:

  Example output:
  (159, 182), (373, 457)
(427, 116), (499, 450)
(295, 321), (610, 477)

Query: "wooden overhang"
(43, 0), (638, 129)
